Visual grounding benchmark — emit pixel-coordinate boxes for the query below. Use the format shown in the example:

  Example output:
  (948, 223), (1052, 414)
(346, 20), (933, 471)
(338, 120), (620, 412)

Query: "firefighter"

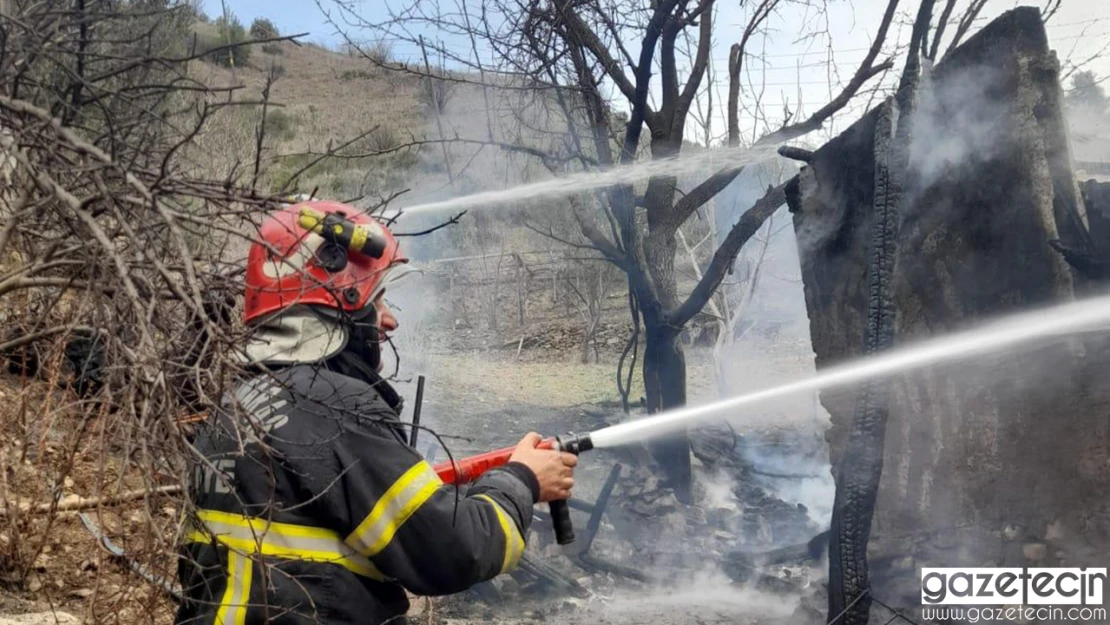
(175, 201), (577, 625)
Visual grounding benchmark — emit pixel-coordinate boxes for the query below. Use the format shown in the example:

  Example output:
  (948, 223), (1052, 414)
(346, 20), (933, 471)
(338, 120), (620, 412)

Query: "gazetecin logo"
(920, 568), (1107, 623)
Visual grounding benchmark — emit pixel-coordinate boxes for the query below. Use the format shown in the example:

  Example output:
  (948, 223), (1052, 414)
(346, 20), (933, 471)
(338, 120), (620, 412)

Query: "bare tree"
(323, 0), (899, 502)
(564, 257), (621, 364)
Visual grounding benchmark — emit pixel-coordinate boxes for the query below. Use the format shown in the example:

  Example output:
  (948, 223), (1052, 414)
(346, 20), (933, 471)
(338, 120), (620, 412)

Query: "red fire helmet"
(243, 201), (407, 324)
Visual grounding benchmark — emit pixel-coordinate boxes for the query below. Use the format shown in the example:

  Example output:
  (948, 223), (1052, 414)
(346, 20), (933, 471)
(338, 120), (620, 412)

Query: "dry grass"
(0, 375), (179, 623)
(190, 40), (425, 154)
(180, 37), (429, 200)
(425, 352), (720, 408)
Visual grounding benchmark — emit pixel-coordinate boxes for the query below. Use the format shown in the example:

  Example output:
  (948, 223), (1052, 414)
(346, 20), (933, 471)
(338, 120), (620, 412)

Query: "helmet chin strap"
(324, 304), (404, 412)
(326, 348), (404, 413)
(347, 305), (383, 373)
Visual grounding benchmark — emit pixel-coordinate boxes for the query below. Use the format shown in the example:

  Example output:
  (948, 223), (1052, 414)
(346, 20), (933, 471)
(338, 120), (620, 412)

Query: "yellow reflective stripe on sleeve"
(475, 494), (525, 574)
(215, 550), (251, 625)
(188, 509), (386, 581)
(344, 461), (442, 557)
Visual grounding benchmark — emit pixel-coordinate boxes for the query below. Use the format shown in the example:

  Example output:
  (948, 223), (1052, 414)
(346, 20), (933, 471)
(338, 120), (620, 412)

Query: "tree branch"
(567, 209), (626, 269)
(676, 0), (715, 125)
(944, 0), (989, 58)
(0, 325), (99, 354)
(1042, 0), (1064, 22)
(279, 136), (595, 168)
(669, 182), (787, 327)
(660, 5), (683, 132)
(928, 0), (958, 61)
(757, 0), (899, 145)
(728, 0), (779, 147)
(619, 0), (683, 152)
(0, 276), (119, 299)
(393, 211), (467, 237)
(669, 0), (899, 228)
(554, 0), (641, 108)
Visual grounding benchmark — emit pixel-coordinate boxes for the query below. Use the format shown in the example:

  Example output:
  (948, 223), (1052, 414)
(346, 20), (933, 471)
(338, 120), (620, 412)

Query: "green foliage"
(250, 17), (279, 40)
(340, 69), (374, 81)
(202, 13), (251, 67)
(263, 108), (296, 142)
(178, 0), (208, 21)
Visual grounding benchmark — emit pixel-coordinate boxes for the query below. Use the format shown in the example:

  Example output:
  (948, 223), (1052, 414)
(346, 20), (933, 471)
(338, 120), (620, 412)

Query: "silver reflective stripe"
(215, 550), (251, 625)
(476, 494), (525, 574)
(345, 462), (442, 556)
(232, 378), (289, 438)
(191, 510), (385, 580)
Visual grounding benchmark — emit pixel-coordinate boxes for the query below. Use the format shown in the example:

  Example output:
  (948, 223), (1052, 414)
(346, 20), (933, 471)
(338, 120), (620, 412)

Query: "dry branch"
(671, 182), (788, 326)
(0, 485), (182, 517)
(671, 0), (898, 228)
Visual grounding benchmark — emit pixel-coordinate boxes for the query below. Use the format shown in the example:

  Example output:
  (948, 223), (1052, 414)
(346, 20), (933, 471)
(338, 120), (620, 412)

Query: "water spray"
(435, 293), (1110, 540)
(592, 294), (1110, 447)
(398, 144), (781, 217)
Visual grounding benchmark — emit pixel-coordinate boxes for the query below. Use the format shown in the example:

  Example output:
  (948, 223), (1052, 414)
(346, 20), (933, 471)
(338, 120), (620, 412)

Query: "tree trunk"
(517, 262), (526, 325)
(580, 315), (599, 365)
(640, 315), (692, 504)
(638, 153), (693, 502)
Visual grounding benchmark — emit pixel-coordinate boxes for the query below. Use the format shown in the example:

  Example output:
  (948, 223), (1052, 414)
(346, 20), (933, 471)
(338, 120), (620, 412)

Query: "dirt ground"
(382, 329), (831, 625)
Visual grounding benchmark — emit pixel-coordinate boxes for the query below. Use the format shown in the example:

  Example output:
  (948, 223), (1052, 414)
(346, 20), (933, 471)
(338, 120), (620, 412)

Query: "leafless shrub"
(365, 126), (404, 153)
(0, 1), (337, 619)
(365, 38), (393, 64)
(0, 0), (464, 619)
(339, 37), (393, 65)
(419, 75), (456, 114)
(564, 259), (619, 364)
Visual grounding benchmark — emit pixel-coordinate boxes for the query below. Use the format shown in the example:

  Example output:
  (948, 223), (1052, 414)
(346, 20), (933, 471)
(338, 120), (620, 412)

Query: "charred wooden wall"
(787, 6), (1110, 604)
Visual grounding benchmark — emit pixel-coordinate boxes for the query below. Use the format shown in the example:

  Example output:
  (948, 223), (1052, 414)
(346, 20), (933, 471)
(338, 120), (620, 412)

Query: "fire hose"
(432, 433), (593, 545)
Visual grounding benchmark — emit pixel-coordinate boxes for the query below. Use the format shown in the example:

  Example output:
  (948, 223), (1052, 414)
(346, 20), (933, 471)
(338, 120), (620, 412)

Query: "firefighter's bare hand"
(509, 432), (577, 503)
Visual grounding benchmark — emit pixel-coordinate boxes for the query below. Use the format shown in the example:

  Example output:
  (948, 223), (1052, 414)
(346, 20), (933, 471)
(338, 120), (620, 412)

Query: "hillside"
(181, 22), (435, 202)
(195, 37), (424, 144)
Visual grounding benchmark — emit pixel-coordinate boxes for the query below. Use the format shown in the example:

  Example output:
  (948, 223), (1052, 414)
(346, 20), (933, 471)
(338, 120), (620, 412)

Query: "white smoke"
(907, 61), (1010, 197)
(594, 572), (801, 620)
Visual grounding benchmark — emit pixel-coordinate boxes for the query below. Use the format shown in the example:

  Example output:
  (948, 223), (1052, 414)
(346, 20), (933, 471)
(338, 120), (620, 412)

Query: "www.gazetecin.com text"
(921, 606), (1108, 622)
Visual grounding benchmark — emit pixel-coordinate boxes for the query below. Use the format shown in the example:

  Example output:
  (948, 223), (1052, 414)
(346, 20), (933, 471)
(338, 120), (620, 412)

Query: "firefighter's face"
(374, 292), (398, 334)
(374, 294), (398, 373)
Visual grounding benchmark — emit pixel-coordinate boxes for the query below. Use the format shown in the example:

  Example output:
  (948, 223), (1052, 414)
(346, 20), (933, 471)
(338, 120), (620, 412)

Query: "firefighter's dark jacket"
(175, 364), (538, 625)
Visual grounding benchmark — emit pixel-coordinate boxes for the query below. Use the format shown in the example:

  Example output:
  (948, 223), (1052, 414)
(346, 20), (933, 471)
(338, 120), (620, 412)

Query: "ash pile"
(436, 414), (833, 624)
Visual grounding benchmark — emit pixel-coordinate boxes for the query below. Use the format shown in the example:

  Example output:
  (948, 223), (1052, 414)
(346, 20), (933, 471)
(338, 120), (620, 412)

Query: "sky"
(216, 0), (1110, 142)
